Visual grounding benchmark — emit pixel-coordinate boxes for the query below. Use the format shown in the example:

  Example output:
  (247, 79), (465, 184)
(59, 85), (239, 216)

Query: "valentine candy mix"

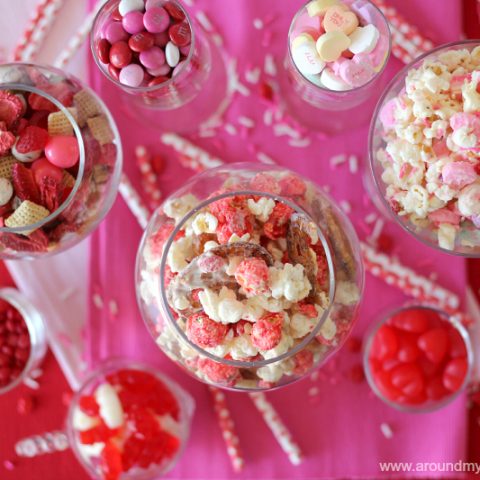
(290, 0), (389, 91)
(93, 0), (192, 89)
(371, 42), (480, 254)
(69, 365), (193, 480)
(364, 306), (472, 411)
(137, 165), (364, 391)
(0, 64), (121, 259)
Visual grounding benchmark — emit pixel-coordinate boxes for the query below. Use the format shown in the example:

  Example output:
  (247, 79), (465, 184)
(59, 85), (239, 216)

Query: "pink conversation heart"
(338, 55), (375, 87)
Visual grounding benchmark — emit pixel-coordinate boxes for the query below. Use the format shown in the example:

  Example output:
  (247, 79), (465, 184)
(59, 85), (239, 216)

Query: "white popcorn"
(290, 312), (318, 339)
(462, 73), (480, 113)
(228, 233), (251, 243)
(173, 294), (190, 311)
(451, 126), (477, 149)
(247, 197), (276, 222)
(72, 408), (99, 431)
(164, 194), (198, 224)
(269, 263), (311, 302)
(95, 383), (125, 429)
(167, 236), (194, 273)
(203, 240), (219, 251)
(226, 256), (243, 276)
(424, 119), (448, 140)
(78, 443), (105, 459)
(458, 183), (480, 217)
(319, 315), (337, 341)
(336, 281), (361, 306)
(438, 223), (457, 250)
(242, 295), (266, 320)
(262, 333), (294, 360)
(229, 334), (259, 360)
(402, 185), (429, 217)
(199, 287), (245, 324)
(192, 212), (218, 235)
(257, 362), (285, 382)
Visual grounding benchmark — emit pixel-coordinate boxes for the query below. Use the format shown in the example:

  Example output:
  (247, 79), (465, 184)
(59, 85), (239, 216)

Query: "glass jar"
(66, 359), (194, 480)
(363, 304), (473, 413)
(0, 63), (122, 260)
(280, 0), (391, 134)
(0, 287), (47, 395)
(136, 163), (364, 391)
(91, 0), (228, 133)
(369, 40), (480, 256)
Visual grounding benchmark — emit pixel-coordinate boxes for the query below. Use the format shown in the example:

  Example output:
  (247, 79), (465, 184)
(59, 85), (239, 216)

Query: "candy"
(95, 383), (125, 429)
(338, 55), (375, 87)
(292, 33), (315, 50)
(0, 178), (13, 206)
(11, 163), (40, 203)
(95, 38), (111, 64)
(122, 11), (145, 34)
(458, 183), (480, 217)
(164, 2), (185, 21)
(251, 313), (283, 351)
(118, 0), (144, 17)
(45, 136), (80, 168)
(143, 6), (170, 33)
(104, 22), (129, 44)
(323, 5), (359, 35)
(292, 41), (326, 76)
(186, 312), (228, 348)
(128, 31), (155, 52)
(139, 46), (166, 70)
(348, 24), (379, 54)
(165, 41), (180, 67)
(442, 358), (468, 392)
(169, 21), (191, 48)
(316, 31), (351, 62)
(418, 328), (448, 364)
(306, 0), (338, 17)
(119, 64), (145, 87)
(109, 41), (132, 69)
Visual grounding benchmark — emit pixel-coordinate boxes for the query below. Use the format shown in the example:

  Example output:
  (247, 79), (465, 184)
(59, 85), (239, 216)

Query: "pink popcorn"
(198, 254), (226, 273)
(428, 208), (461, 226)
(234, 257), (269, 296)
(279, 174), (306, 197)
(450, 112), (480, 136)
(293, 349), (314, 375)
(251, 313), (283, 351)
(450, 74), (472, 97)
(197, 357), (240, 385)
(379, 98), (397, 131)
(442, 161), (477, 189)
(250, 173), (281, 195)
(186, 312), (228, 348)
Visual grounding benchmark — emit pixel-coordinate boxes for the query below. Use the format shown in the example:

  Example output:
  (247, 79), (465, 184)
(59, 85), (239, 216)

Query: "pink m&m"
(104, 21), (129, 44)
(119, 64), (145, 87)
(140, 46), (166, 70)
(45, 136), (80, 168)
(144, 7), (170, 33)
(122, 11), (144, 34)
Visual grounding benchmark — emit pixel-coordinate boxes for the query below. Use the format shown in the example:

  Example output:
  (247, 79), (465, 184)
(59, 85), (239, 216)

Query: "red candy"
(251, 312), (283, 351)
(96, 38), (111, 64)
(234, 257), (269, 296)
(12, 163), (40, 203)
(368, 308), (470, 408)
(109, 41), (133, 69)
(186, 312), (228, 348)
(128, 32), (155, 52)
(169, 21), (191, 47)
(164, 2), (186, 21)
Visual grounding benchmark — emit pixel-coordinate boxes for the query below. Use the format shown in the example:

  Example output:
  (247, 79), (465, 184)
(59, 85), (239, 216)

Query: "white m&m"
(292, 41), (326, 76)
(118, 0), (145, 17)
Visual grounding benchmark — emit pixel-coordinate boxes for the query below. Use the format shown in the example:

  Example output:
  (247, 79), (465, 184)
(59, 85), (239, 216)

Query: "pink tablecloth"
(87, 1), (468, 478)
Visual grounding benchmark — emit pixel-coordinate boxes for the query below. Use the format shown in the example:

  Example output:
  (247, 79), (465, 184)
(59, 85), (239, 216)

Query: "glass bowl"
(0, 287), (47, 395)
(66, 359), (194, 480)
(369, 40), (480, 256)
(0, 63), (122, 260)
(136, 163), (364, 391)
(363, 304), (473, 413)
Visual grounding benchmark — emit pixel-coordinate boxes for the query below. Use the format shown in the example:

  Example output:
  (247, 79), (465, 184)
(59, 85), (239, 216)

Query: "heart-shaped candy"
(306, 0), (339, 17)
(349, 24), (380, 54)
(323, 5), (359, 35)
(315, 31), (351, 62)
(338, 55), (375, 87)
(292, 41), (326, 76)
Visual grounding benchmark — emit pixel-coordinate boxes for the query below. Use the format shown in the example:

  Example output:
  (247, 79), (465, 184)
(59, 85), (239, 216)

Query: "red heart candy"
(389, 309), (430, 333)
(372, 369), (401, 401)
(443, 358), (468, 393)
(418, 327), (448, 364)
(425, 375), (449, 401)
(370, 324), (398, 361)
(396, 331), (421, 363)
(391, 363), (425, 398)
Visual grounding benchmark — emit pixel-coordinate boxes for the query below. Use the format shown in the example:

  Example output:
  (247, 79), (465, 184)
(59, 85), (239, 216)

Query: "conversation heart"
(292, 41), (326, 75)
(316, 31), (351, 62)
(348, 24), (380, 54)
(323, 5), (359, 35)
(338, 56), (375, 87)
(371, 34), (389, 71)
(292, 33), (315, 50)
(320, 68), (350, 91)
(306, 0), (338, 17)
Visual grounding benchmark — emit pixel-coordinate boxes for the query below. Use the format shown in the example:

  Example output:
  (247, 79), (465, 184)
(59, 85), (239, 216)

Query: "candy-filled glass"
(66, 360), (194, 480)
(136, 163), (364, 391)
(280, 0), (391, 134)
(0, 64), (122, 260)
(91, 0), (228, 133)
(369, 41), (480, 256)
(363, 304), (473, 413)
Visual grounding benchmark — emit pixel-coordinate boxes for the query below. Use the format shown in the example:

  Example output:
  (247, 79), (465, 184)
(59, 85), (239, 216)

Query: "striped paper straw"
(118, 173), (150, 229)
(135, 145), (162, 211)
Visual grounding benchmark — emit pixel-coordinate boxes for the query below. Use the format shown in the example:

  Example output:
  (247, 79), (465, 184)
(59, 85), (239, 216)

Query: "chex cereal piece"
(5, 200), (50, 235)
(62, 170), (76, 189)
(73, 90), (101, 127)
(92, 164), (111, 185)
(47, 108), (78, 136)
(87, 115), (114, 145)
(0, 155), (16, 180)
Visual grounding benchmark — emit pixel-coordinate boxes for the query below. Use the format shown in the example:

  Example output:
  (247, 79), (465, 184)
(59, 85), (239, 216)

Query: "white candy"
(292, 41), (326, 76)
(72, 408), (99, 431)
(95, 383), (125, 429)
(166, 42), (180, 68)
(348, 25), (380, 55)
(12, 140), (41, 163)
(118, 0), (144, 17)
(320, 68), (350, 91)
(0, 178), (13, 206)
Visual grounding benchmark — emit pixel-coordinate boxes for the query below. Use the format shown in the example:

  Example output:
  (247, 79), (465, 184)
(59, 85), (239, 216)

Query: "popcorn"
(191, 212), (218, 235)
(167, 236), (194, 273)
(164, 194), (199, 224)
(247, 197), (275, 222)
(199, 287), (245, 324)
(269, 263), (311, 302)
(438, 223), (457, 251)
(458, 183), (480, 217)
(318, 314), (337, 342)
(251, 313), (283, 350)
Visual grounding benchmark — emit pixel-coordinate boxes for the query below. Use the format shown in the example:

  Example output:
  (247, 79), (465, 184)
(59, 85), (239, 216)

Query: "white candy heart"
(348, 24), (380, 55)
(118, 0), (144, 17)
(95, 383), (125, 429)
(320, 68), (350, 91)
(292, 42), (326, 76)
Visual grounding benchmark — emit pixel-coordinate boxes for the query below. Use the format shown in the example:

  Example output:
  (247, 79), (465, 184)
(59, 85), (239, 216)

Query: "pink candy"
(139, 46), (166, 69)
(45, 136), (79, 168)
(143, 7), (170, 33)
(105, 21), (129, 43)
(119, 64), (145, 87)
(338, 54), (375, 87)
(442, 161), (477, 190)
(122, 11), (145, 35)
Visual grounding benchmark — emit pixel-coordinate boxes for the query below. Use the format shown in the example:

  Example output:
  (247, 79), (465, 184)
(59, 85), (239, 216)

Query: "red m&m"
(365, 307), (471, 411)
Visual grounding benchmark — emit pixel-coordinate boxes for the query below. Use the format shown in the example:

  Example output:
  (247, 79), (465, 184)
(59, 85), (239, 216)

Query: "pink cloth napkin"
(87, 1), (468, 478)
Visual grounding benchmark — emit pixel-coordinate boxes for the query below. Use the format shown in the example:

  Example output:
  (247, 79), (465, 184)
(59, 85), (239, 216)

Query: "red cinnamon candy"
(364, 305), (472, 411)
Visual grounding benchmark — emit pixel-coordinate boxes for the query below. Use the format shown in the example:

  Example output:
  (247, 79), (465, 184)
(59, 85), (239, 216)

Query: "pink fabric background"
(87, 1), (468, 478)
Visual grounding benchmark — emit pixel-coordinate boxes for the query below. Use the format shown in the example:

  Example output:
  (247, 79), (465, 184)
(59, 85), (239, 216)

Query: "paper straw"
(53, 0), (105, 69)
(209, 387), (245, 472)
(15, 431), (69, 457)
(135, 145), (162, 211)
(118, 173), (150, 229)
(12, 0), (65, 61)
(249, 392), (303, 466)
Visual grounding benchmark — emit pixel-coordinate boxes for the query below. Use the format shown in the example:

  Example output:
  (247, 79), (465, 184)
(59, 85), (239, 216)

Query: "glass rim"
(362, 303), (474, 413)
(368, 39), (480, 258)
(66, 358), (194, 480)
(90, 0), (196, 93)
(0, 70), (86, 234)
(0, 287), (45, 395)
(154, 188), (338, 369)
(287, 0), (392, 95)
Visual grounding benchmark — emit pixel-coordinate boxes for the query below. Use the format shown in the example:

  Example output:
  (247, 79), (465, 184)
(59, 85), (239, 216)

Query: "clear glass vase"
(279, 0), (391, 134)
(0, 63), (122, 260)
(91, 0), (228, 133)
(369, 40), (480, 256)
(136, 163), (364, 391)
